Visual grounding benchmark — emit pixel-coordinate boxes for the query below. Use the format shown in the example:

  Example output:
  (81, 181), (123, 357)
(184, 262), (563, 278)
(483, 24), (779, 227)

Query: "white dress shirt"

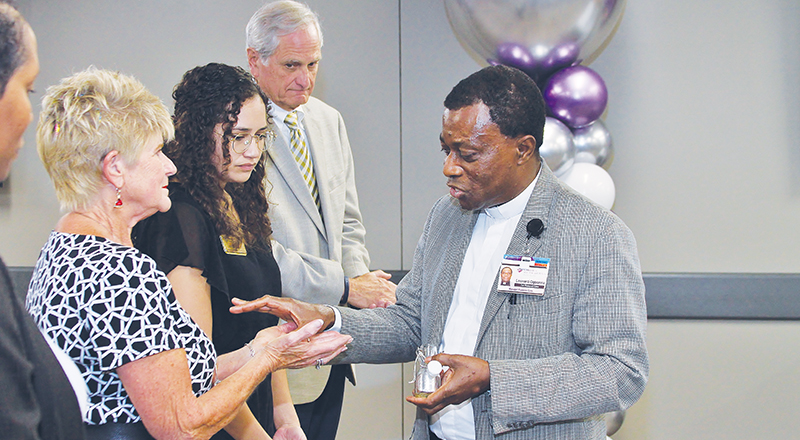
(270, 101), (308, 145)
(430, 171), (539, 440)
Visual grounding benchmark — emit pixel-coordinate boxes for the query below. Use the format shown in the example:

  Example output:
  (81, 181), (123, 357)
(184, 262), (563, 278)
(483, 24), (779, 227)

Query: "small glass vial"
(413, 344), (442, 397)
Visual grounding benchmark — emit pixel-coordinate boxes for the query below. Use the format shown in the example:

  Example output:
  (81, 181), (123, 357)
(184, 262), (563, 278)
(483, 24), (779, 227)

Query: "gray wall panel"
(399, 0), (477, 268)
(645, 273), (800, 320)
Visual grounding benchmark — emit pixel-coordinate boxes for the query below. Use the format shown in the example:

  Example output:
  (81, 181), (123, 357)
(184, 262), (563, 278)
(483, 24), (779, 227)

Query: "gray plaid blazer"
(337, 164), (648, 439)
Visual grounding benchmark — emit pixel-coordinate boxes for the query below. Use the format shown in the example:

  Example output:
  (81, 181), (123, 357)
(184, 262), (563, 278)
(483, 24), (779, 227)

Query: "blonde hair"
(37, 67), (174, 211)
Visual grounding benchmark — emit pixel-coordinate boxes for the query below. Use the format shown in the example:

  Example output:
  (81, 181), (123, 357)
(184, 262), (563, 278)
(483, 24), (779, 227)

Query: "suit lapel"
(302, 104), (332, 241)
(475, 164), (558, 349)
(425, 203), (479, 347)
(266, 118), (326, 237)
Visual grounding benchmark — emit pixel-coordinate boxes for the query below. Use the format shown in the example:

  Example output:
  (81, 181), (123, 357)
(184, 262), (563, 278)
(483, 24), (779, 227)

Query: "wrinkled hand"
(348, 270), (397, 309)
(230, 296), (336, 331)
(273, 423), (306, 440)
(254, 319), (352, 370)
(253, 321), (298, 343)
(406, 353), (490, 415)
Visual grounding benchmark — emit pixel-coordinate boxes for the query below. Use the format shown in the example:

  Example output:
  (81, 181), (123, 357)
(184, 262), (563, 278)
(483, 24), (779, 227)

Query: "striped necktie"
(284, 110), (320, 210)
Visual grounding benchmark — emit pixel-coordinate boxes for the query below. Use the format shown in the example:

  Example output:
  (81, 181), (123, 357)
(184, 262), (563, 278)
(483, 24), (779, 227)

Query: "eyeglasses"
(225, 130), (276, 154)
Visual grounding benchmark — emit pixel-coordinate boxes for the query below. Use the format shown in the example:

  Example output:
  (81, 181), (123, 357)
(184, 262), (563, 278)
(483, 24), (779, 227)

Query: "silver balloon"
(444, 0), (627, 79)
(572, 119), (614, 169)
(540, 117), (574, 176)
(605, 410), (626, 436)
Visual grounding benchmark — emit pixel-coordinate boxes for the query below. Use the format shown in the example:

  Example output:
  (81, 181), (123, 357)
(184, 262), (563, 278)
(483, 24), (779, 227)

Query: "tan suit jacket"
(266, 96), (369, 403)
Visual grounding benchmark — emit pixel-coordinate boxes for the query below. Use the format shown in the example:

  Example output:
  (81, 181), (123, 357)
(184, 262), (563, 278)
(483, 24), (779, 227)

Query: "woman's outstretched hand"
(250, 318), (350, 370)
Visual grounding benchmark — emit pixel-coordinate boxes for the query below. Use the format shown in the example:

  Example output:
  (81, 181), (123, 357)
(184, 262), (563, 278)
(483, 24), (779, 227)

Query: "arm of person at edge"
(271, 370), (305, 440)
(0, 273), (76, 440)
(158, 266), (339, 439)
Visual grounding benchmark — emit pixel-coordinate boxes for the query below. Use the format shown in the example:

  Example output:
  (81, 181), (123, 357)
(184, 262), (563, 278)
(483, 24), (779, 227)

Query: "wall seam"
(398, 0), (404, 271)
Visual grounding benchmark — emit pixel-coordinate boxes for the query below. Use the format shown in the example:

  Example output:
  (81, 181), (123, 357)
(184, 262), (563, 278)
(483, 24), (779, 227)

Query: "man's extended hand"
(230, 296), (336, 331)
(406, 353), (490, 415)
(348, 270), (397, 309)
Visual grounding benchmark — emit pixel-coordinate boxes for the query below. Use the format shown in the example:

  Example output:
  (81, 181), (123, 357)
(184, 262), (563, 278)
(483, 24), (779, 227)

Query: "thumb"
(291, 319), (324, 341)
(275, 320), (298, 333)
(373, 269), (391, 280)
(431, 353), (453, 367)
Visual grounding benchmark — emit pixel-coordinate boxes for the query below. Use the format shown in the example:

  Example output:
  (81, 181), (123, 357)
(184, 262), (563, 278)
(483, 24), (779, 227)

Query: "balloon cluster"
(444, 0), (627, 210)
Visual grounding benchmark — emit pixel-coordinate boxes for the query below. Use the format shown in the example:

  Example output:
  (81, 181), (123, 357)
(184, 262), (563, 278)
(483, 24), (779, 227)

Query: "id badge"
(497, 254), (550, 296)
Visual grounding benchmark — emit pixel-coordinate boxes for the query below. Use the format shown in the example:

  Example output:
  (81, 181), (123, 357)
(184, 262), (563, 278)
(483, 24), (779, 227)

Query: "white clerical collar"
(483, 166), (541, 221)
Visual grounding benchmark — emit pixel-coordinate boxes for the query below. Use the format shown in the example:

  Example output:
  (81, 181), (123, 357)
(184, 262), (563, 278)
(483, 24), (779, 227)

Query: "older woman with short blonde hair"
(37, 68), (175, 212)
(27, 67), (351, 440)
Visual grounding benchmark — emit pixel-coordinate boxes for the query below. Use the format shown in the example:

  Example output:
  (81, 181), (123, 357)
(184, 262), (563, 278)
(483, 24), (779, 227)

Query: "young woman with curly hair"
(134, 63), (310, 440)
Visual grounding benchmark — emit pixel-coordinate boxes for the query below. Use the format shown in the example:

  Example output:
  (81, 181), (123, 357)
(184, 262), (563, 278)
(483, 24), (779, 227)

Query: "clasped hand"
(348, 270), (397, 309)
(406, 353), (491, 415)
(249, 317), (350, 370)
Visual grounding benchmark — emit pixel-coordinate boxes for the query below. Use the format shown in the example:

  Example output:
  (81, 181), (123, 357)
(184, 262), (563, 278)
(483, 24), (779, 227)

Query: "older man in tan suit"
(245, 1), (396, 439)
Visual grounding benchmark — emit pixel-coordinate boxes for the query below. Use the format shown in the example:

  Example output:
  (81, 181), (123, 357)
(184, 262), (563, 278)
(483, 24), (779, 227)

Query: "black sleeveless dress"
(133, 182), (282, 438)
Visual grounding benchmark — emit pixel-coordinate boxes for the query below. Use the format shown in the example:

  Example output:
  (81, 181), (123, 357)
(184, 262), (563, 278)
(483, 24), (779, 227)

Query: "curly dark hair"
(169, 63), (272, 250)
(0, 2), (29, 96)
(444, 65), (546, 149)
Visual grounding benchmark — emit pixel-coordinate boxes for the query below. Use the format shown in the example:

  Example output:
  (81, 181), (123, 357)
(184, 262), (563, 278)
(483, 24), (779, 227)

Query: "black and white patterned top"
(26, 232), (217, 425)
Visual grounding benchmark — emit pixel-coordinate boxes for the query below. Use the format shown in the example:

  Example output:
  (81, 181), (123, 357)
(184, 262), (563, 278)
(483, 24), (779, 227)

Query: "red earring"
(114, 187), (123, 208)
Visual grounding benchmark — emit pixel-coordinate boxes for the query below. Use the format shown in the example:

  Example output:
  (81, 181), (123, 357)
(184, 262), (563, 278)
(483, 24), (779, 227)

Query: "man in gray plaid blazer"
(232, 65), (648, 439)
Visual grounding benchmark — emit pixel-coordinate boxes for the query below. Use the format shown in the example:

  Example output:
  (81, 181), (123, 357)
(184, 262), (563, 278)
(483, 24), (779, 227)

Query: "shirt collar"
(484, 166), (541, 220)
(269, 100), (305, 127)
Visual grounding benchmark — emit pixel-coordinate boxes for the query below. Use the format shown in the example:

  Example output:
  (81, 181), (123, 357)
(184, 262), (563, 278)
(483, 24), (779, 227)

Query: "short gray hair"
(245, 0), (323, 63)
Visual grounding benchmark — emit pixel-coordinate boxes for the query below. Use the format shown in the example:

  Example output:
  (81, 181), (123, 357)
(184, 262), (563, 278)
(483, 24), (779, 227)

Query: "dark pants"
(294, 364), (348, 440)
(85, 422), (154, 440)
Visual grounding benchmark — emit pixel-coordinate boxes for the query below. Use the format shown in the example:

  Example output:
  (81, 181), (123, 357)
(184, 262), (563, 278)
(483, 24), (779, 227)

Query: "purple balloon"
(540, 43), (580, 77)
(496, 42), (537, 75)
(543, 65), (608, 128)
(496, 42), (581, 83)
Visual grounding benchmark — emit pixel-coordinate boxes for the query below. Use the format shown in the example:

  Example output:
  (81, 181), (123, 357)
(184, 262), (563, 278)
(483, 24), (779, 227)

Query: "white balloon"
(559, 162), (616, 209)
